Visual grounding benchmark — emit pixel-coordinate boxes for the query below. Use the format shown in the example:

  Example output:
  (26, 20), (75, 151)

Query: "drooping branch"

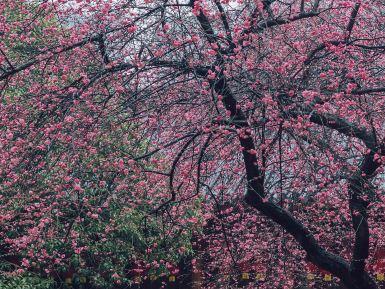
(349, 143), (385, 278)
(151, 132), (201, 214)
(97, 34), (110, 65)
(252, 11), (320, 32)
(211, 74), (265, 197)
(352, 87), (385, 95)
(285, 107), (377, 149)
(214, 0), (234, 50)
(345, 3), (361, 41)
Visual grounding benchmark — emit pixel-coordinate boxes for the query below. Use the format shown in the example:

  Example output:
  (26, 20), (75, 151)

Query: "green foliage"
(0, 274), (55, 289)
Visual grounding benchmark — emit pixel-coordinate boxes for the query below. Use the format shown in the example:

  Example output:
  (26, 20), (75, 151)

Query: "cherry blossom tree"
(1, 0), (385, 288)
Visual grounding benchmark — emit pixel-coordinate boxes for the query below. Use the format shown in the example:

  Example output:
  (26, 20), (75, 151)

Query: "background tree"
(0, 1), (194, 287)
